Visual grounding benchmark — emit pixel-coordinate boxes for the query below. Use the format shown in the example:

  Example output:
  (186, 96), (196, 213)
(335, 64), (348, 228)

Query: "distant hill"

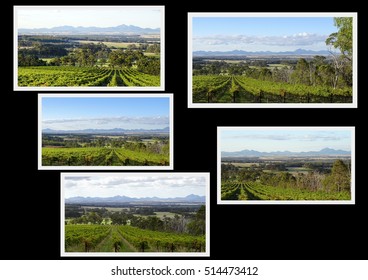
(19, 24), (160, 35)
(42, 127), (169, 135)
(193, 49), (334, 57)
(221, 148), (351, 158)
(65, 194), (205, 204)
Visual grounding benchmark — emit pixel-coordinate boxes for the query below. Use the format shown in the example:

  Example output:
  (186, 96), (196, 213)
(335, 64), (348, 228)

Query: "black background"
(3, 1), (367, 260)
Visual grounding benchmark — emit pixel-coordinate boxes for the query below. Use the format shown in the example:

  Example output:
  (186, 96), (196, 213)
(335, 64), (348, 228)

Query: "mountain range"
(65, 194), (205, 204)
(193, 49), (335, 56)
(19, 24), (160, 35)
(43, 127), (169, 134)
(221, 148), (351, 158)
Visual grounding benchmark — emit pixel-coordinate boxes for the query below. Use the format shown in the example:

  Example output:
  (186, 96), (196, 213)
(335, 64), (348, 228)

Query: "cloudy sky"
(16, 6), (162, 29)
(63, 174), (207, 198)
(220, 128), (352, 152)
(192, 17), (338, 52)
(42, 97), (170, 131)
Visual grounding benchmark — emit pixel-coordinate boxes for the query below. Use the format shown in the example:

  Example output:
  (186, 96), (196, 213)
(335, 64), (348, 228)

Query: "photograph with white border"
(188, 12), (357, 108)
(14, 6), (165, 91)
(38, 94), (173, 170)
(217, 126), (355, 204)
(61, 172), (210, 257)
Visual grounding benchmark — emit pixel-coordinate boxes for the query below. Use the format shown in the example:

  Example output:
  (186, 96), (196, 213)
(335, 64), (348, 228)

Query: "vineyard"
(193, 76), (352, 103)
(42, 147), (169, 166)
(65, 224), (205, 253)
(18, 66), (160, 87)
(221, 182), (351, 201)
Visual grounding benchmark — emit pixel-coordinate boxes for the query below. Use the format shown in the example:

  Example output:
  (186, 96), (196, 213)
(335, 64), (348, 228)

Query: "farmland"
(42, 133), (169, 167)
(64, 202), (206, 253)
(19, 67), (160, 87)
(193, 75), (352, 103)
(17, 34), (160, 87)
(222, 182), (351, 201)
(221, 156), (352, 201)
(65, 224), (205, 253)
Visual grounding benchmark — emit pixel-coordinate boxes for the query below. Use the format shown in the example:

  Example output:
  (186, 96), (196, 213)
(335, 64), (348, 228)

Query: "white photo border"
(14, 5), (165, 91)
(188, 12), (358, 108)
(38, 93), (173, 170)
(217, 126), (355, 204)
(60, 172), (210, 257)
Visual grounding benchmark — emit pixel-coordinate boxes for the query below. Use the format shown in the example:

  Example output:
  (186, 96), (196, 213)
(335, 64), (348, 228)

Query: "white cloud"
(43, 116), (169, 130)
(193, 33), (329, 51)
(64, 175), (207, 198)
(225, 133), (344, 142)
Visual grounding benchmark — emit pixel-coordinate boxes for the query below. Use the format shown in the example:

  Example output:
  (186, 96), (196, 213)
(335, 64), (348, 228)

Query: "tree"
(18, 53), (46, 66)
(291, 58), (311, 85)
(323, 160), (350, 192)
(187, 206), (206, 235)
(136, 56), (160, 75)
(110, 212), (125, 225)
(87, 212), (103, 224)
(146, 44), (160, 54)
(326, 17), (353, 58)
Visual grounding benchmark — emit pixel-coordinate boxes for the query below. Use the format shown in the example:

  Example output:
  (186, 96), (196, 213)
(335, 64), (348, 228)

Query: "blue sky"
(193, 17), (338, 52)
(17, 7), (162, 29)
(42, 97), (170, 130)
(64, 174), (206, 198)
(220, 129), (352, 152)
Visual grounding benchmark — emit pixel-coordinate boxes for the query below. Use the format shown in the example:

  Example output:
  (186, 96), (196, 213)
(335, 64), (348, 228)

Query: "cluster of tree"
(19, 43), (68, 58)
(18, 36), (160, 75)
(18, 35), (73, 46)
(18, 53), (46, 66)
(67, 205), (206, 236)
(146, 43), (160, 54)
(48, 43), (111, 67)
(194, 56), (351, 89)
(222, 159), (351, 193)
(136, 56), (160, 75)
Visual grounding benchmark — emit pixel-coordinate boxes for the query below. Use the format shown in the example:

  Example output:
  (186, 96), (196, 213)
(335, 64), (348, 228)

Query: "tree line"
(18, 41), (160, 75)
(43, 135), (169, 156)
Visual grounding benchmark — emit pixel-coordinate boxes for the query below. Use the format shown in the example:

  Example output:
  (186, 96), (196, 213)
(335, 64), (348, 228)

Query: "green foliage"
(136, 56), (160, 75)
(65, 224), (111, 251)
(187, 206), (206, 236)
(118, 225), (205, 252)
(323, 160), (351, 192)
(18, 66), (160, 87)
(18, 53), (46, 66)
(42, 147), (169, 166)
(326, 17), (353, 57)
(221, 182), (351, 201)
(193, 75), (352, 103)
(146, 44), (160, 54)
